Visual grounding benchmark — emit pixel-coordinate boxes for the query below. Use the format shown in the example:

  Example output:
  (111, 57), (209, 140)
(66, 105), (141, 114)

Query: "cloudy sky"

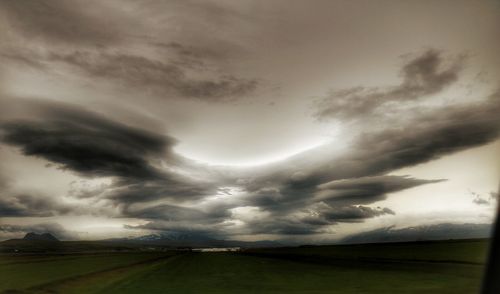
(0, 0), (499, 242)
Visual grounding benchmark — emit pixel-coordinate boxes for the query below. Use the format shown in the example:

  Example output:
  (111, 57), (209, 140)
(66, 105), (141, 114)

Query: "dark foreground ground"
(0, 239), (490, 294)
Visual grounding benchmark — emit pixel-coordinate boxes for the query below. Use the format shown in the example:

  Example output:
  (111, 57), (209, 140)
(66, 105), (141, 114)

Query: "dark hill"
(23, 232), (59, 242)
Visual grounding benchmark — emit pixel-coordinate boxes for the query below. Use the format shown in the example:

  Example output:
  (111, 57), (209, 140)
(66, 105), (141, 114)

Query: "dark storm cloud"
(145, 84), (500, 238)
(314, 50), (464, 121)
(316, 176), (445, 206)
(0, 194), (73, 217)
(319, 205), (394, 222)
(0, 101), (217, 205)
(0, 105), (174, 179)
(298, 204), (395, 228)
(234, 188), (399, 235)
(241, 173), (443, 215)
(248, 205), (395, 235)
(310, 91), (499, 184)
(62, 168), (217, 205)
(244, 219), (324, 235)
(0, 98), (496, 239)
(105, 178), (216, 205)
(0, 0), (122, 45)
(122, 203), (230, 223)
(232, 175), (429, 236)
(234, 55), (499, 214)
(231, 91), (500, 236)
(124, 221), (227, 239)
(224, 177), (412, 236)
(351, 93), (500, 173)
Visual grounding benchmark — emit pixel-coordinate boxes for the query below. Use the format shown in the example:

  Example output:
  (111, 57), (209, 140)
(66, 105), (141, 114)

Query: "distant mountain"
(23, 232), (59, 242)
(106, 232), (281, 248)
(132, 232), (215, 242)
(0, 231), (281, 253)
(341, 223), (492, 244)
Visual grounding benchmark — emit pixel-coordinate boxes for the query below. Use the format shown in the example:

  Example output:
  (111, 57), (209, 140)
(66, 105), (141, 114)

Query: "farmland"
(0, 239), (489, 294)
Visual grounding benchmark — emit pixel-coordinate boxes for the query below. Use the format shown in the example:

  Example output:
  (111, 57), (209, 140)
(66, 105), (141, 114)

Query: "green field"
(0, 239), (490, 294)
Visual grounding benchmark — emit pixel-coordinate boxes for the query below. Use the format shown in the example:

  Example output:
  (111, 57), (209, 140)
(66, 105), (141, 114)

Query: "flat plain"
(0, 239), (489, 294)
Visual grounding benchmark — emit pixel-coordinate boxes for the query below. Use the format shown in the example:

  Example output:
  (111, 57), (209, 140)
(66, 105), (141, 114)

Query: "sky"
(0, 0), (499, 242)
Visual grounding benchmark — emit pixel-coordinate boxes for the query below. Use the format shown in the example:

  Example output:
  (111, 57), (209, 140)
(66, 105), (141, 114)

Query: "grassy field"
(0, 239), (490, 294)
(244, 239), (489, 264)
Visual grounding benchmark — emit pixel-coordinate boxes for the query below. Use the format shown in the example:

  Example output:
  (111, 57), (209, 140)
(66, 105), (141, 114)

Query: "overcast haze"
(0, 0), (499, 242)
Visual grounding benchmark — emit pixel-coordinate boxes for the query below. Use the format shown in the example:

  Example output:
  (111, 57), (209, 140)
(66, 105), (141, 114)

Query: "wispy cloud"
(314, 50), (465, 122)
